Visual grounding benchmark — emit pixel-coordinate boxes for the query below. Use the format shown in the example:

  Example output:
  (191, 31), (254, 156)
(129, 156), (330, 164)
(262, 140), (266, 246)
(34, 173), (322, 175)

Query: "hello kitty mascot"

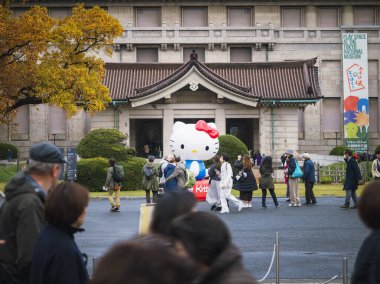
(169, 120), (220, 180)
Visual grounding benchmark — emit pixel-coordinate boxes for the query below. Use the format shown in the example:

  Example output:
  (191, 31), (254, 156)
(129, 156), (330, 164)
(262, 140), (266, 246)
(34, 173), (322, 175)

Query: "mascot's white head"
(169, 120), (220, 161)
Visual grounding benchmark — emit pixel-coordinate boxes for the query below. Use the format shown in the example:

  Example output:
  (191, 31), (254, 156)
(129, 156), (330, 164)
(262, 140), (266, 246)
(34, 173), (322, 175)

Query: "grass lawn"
(1, 182), (364, 198)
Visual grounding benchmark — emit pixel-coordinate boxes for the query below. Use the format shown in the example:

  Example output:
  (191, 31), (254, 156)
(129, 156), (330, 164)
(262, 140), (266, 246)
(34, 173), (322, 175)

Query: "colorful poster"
(342, 33), (369, 152)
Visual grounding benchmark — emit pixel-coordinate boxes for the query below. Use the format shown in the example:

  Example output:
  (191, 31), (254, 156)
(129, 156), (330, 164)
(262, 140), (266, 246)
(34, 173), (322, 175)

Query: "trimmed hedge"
(77, 128), (136, 160)
(76, 157), (146, 191)
(329, 146), (355, 156)
(320, 176), (332, 184)
(376, 145), (380, 153)
(217, 134), (249, 162)
(205, 134), (249, 167)
(0, 143), (18, 160)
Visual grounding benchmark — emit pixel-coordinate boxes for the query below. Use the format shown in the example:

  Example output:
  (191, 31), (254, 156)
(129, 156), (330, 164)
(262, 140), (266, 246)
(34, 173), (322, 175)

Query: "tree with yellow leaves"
(0, 4), (123, 123)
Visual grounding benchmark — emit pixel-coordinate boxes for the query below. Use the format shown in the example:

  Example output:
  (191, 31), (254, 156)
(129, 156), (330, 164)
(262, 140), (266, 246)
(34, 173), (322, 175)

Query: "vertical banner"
(342, 33), (369, 152)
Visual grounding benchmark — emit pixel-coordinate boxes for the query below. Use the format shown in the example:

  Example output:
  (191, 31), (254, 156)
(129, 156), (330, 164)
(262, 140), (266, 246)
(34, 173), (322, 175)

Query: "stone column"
(214, 108), (226, 135)
(305, 6), (317, 28)
(163, 109), (174, 156)
(342, 6), (354, 26)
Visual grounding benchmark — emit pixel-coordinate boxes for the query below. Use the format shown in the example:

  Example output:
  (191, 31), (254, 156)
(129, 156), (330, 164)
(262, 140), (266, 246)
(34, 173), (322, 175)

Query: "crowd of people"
(1, 142), (380, 283)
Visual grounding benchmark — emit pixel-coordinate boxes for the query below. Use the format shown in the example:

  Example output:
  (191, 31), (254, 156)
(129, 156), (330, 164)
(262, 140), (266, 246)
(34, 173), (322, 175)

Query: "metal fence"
(316, 162), (372, 184)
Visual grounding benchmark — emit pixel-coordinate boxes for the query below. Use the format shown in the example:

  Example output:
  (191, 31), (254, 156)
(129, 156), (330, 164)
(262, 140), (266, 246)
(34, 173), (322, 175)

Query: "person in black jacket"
(351, 181), (380, 283)
(340, 150), (362, 209)
(0, 143), (66, 284)
(28, 182), (89, 284)
(301, 153), (317, 205)
(233, 155), (258, 208)
(285, 150), (301, 207)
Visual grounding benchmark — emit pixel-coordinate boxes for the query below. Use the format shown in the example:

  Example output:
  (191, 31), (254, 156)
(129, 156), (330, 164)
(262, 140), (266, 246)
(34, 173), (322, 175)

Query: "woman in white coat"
(219, 153), (244, 213)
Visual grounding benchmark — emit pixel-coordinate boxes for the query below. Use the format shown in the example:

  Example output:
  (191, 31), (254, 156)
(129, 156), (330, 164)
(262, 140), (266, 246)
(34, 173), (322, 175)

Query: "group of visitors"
(91, 190), (258, 284)
(0, 143), (89, 284)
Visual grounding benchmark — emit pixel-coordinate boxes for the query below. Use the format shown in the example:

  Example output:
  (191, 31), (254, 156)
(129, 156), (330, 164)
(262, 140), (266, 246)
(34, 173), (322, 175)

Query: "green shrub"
(77, 128), (136, 161)
(119, 157), (146, 191)
(329, 146), (355, 156)
(77, 158), (109, 191)
(0, 143), (18, 160)
(76, 156), (146, 191)
(320, 176), (332, 184)
(375, 145), (380, 153)
(204, 134), (248, 168)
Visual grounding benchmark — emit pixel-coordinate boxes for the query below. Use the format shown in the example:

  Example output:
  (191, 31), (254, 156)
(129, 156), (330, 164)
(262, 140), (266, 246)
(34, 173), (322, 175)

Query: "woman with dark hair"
(90, 238), (197, 284)
(149, 190), (196, 235)
(233, 154), (258, 208)
(168, 212), (258, 284)
(259, 156), (279, 208)
(206, 155), (222, 211)
(28, 182), (89, 284)
(351, 181), (380, 283)
(219, 153), (244, 213)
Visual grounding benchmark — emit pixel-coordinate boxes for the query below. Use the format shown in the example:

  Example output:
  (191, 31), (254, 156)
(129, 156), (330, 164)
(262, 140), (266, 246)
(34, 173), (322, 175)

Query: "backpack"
(144, 166), (154, 180)
(113, 165), (124, 182)
(183, 168), (196, 189)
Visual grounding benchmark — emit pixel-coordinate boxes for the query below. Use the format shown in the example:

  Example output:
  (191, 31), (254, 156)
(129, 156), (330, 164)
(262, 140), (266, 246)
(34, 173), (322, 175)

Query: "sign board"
(342, 33), (369, 152)
(66, 147), (77, 181)
(58, 148), (65, 180)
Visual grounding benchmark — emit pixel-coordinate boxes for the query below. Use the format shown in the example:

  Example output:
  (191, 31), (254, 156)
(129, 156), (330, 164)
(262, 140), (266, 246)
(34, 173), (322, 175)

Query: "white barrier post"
(276, 232), (280, 284)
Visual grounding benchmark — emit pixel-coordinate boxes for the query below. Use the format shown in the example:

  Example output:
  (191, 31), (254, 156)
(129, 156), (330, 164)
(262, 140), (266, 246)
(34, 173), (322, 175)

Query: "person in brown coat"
(168, 211), (258, 284)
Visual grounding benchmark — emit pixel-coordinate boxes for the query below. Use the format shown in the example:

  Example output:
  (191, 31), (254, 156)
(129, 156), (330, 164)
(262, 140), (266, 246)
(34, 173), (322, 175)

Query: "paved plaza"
(76, 196), (368, 283)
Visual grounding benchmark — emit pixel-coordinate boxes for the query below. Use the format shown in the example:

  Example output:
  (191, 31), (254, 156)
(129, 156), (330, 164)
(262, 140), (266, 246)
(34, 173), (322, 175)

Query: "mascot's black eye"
(205, 146), (209, 151)
(181, 144), (184, 149)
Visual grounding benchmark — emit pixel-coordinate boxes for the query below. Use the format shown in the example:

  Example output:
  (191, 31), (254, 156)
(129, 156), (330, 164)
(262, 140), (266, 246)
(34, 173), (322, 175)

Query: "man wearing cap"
(0, 143), (65, 284)
(285, 150), (301, 207)
(301, 153), (317, 205)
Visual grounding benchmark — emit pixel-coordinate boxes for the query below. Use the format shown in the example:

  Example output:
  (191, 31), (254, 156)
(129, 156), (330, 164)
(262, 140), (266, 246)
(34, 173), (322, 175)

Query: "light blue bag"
(292, 161), (303, 178)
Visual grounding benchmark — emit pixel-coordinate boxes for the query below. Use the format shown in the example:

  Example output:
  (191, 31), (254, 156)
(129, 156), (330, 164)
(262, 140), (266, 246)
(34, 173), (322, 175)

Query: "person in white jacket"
(219, 153), (244, 214)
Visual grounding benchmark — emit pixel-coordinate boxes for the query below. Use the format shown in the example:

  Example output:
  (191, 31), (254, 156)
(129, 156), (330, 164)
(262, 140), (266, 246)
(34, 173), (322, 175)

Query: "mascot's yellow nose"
(192, 150), (198, 153)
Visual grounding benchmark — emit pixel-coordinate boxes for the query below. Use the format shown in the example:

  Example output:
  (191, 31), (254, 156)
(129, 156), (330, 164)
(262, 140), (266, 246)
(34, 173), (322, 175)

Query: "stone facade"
(3, 1), (380, 159)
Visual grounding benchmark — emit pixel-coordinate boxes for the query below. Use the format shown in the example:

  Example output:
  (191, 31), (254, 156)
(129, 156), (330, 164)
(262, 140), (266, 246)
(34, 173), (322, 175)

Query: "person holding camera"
(233, 154), (258, 208)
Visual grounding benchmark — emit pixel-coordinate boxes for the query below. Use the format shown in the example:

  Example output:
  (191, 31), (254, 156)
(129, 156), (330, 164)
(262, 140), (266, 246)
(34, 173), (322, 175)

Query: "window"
(322, 98), (341, 132)
(298, 109), (305, 134)
(228, 7), (253, 27)
(369, 98), (378, 133)
(12, 8), (28, 17)
(136, 8), (161, 27)
(354, 7), (376, 26)
(230, 47), (252, 62)
(48, 106), (66, 135)
(48, 8), (71, 19)
(11, 105), (29, 140)
(136, 48), (158, 63)
(183, 48), (205, 62)
(282, 7), (304, 27)
(318, 7), (339, 27)
(182, 7), (207, 27)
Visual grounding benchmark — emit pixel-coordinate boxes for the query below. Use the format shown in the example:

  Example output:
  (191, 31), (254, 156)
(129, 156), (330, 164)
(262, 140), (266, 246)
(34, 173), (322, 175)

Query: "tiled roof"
(104, 57), (322, 102)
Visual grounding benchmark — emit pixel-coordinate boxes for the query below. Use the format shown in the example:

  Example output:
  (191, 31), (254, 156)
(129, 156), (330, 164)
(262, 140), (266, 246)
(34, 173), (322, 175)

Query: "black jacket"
(198, 245), (257, 284)
(28, 224), (89, 284)
(0, 171), (46, 284)
(287, 156), (296, 177)
(351, 230), (380, 284)
(233, 168), (258, 192)
(344, 157), (362, 191)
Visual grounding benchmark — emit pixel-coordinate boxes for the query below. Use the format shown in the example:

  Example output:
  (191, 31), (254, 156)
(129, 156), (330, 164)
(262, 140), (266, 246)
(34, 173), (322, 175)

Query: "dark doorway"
(174, 118), (215, 124)
(226, 118), (254, 151)
(134, 119), (163, 158)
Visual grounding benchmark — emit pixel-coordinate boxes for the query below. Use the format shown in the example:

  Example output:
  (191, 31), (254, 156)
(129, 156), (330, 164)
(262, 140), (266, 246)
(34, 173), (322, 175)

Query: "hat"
(303, 153), (311, 159)
(30, 143), (66, 164)
(285, 150), (293, 155)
